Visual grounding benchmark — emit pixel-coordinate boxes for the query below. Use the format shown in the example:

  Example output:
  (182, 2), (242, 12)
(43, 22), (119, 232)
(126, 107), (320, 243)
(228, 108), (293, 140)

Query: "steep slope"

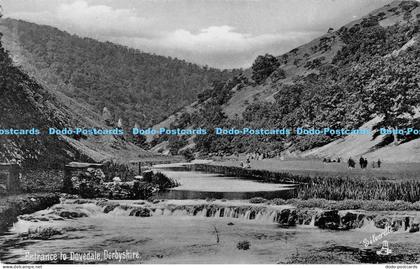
(0, 18), (238, 127)
(300, 115), (420, 163)
(151, 0), (420, 160)
(0, 28), (153, 169)
(0, 34), (83, 168)
(225, 0), (420, 119)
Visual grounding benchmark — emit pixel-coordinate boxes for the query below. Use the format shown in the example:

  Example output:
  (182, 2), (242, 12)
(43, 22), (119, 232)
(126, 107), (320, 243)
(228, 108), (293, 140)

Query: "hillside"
(151, 0), (420, 161)
(300, 116), (420, 163)
(0, 18), (238, 128)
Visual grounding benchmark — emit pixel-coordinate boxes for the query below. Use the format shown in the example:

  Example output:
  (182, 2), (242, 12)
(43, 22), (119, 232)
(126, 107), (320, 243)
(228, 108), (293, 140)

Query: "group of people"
(246, 152), (267, 161)
(239, 152), (270, 169)
(347, 156), (382, 169)
(240, 153), (258, 168)
(322, 157), (342, 163)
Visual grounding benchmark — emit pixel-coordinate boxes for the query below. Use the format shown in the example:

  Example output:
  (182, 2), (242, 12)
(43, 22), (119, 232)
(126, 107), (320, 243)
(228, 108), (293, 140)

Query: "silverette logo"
(376, 240), (393, 256)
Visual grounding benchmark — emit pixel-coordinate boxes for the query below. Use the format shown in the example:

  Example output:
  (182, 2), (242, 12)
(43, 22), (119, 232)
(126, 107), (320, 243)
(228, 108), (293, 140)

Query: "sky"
(1, 0), (394, 69)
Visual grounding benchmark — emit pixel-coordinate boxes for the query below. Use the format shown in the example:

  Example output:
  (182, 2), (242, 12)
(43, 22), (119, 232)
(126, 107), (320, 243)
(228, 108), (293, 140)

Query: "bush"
(142, 171), (178, 189)
(271, 198), (287, 205)
(68, 170), (178, 199)
(271, 68), (286, 81)
(237, 240), (250, 250)
(102, 161), (135, 181)
(168, 137), (188, 155)
(251, 54), (280, 84)
(181, 148), (195, 162)
(249, 197), (267, 204)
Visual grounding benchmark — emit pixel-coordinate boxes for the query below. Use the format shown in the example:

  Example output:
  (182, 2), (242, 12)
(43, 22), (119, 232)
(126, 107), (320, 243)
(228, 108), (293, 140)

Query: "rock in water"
(129, 208), (151, 217)
(315, 210), (340, 230)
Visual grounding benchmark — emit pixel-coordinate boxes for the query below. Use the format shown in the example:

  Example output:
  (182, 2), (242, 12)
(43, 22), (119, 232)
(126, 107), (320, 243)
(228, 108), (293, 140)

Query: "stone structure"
(63, 162), (104, 192)
(0, 163), (21, 194)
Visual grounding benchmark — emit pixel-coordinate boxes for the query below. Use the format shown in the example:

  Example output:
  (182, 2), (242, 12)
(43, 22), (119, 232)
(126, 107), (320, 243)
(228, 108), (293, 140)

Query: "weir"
(20, 199), (420, 233)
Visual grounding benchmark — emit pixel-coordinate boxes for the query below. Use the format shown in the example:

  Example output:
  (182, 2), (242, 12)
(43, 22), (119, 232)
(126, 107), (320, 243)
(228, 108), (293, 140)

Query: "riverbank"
(211, 159), (420, 181)
(0, 193), (60, 233)
(190, 163), (420, 202)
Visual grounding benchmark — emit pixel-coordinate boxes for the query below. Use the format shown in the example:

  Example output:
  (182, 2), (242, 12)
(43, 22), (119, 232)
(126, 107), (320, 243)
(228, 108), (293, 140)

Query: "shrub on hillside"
(181, 148), (195, 162)
(251, 54), (281, 84)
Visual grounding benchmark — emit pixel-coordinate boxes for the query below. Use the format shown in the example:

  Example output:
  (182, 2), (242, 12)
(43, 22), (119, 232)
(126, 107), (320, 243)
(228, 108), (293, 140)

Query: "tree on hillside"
(117, 118), (123, 128)
(251, 54), (281, 84)
(130, 123), (147, 148)
(102, 107), (113, 126)
(358, 54), (420, 142)
(0, 19), (239, 127)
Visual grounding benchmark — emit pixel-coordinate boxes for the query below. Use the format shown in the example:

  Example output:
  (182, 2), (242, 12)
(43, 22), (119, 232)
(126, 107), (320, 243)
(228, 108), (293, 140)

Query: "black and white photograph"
(0, 0), (419, 266)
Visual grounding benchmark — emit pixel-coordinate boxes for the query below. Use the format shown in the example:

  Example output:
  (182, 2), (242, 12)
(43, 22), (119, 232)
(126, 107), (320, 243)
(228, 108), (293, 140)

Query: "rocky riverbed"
(85, 199), (420, 232)
(0, 198), (419, 264)
(0, 193), (60, 233)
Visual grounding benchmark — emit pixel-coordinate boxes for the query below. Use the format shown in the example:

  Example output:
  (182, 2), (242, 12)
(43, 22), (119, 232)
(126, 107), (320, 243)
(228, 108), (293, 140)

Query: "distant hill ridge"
(0, 18), (238, 128)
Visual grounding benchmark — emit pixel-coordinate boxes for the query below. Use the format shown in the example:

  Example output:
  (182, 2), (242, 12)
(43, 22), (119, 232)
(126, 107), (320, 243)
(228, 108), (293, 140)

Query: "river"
(0, 164), (418, 264)
(152, 164), (295, 200)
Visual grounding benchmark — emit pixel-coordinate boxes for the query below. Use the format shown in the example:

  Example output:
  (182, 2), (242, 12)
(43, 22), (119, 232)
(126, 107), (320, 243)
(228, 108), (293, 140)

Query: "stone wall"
(0, 163), (21, 195)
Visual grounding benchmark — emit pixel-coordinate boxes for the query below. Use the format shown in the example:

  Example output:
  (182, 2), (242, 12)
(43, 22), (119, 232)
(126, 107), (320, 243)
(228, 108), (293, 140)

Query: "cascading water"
(309, 215), (316, 227)
(15, 199), (420, 233)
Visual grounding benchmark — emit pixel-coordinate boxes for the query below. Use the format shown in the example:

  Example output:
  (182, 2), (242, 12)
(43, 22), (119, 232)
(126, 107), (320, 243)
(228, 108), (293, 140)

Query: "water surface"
(153, 165), (295, 200)
(1, 200), (410, 264)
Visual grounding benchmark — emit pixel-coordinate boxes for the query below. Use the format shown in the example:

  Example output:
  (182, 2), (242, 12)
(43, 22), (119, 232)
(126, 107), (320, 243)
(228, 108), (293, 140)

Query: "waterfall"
(107, 207), (131, 216)
(197, 209), (207, 217)
(358, 219), (381, 232)
(309, 215), (316, 227)
(21, 199), (419, 233)
(47, 201), (304, 225)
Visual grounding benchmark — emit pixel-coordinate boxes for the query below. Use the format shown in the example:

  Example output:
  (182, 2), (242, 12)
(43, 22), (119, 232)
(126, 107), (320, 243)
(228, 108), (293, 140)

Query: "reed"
(297, 177), (420, 202)
(192, 164), (420, 202)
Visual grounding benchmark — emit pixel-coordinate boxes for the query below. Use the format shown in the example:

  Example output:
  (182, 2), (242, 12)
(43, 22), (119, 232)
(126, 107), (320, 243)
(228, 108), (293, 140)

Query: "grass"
(213, 159), (420, 181)
(297, 177), (420, 202)
(268, 198), (420, 211)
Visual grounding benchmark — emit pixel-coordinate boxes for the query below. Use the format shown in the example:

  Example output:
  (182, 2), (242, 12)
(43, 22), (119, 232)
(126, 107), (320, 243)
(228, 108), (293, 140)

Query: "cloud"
(163, 26), (314, 52)
(164, 26), (271, 52)
(56, 1), (152, 37)
(112, 26), (319, 68)
(4, 1), (324, 68)
(7, 1), (153, 38)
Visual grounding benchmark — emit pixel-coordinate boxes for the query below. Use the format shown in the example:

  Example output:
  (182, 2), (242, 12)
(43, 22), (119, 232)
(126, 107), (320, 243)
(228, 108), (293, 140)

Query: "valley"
(0, 0), (420, 265)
